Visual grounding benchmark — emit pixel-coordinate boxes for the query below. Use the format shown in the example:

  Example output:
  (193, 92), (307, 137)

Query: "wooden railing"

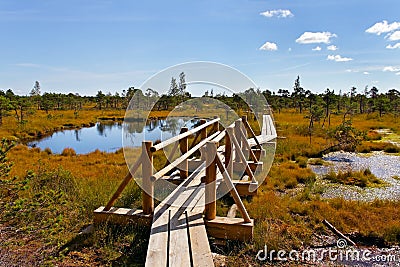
(103, 115), (268, 218)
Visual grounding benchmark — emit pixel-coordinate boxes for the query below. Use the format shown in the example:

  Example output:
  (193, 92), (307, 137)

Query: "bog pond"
(310, 151), (400, 201)
(28, 117), (201, 154)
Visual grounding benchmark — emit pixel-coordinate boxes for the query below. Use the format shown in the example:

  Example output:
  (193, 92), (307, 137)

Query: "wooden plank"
(205, 216), (254, 242)
(187, 211), (214, 267)
(146, 164), (206, 267)
(233, 181), (258, 196)
(94, 206), (152, 226)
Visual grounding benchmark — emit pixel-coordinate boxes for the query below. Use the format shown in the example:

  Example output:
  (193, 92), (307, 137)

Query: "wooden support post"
(225, 127), (234, 177)
(213, 116), (219, 132)
(241, 115), (248, 135)
(205, 141), (217, 221)
(179, 127), (188, 179)
(142, 141), (154, 215)
(200, 119), (207, 161)
(213, 116), (219, 145)
(234, 119), (242, 164)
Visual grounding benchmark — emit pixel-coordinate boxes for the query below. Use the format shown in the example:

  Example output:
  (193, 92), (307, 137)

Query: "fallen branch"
(322, 219), (357, 247)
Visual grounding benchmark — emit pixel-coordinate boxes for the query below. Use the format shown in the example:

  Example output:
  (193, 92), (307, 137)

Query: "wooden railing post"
(200, 119), (207, 161)
(234, 119), (242, 164)
(241, 115), (248, 136)
(205, 141), (217, 220)
(225, 127), (234, 177)
(213, 116), (220, 146)
(142, 141), (154, 215)
(179, 127), (188, 179)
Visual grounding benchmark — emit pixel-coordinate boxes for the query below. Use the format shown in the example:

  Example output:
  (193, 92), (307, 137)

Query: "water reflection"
(29, 117), (200, 154)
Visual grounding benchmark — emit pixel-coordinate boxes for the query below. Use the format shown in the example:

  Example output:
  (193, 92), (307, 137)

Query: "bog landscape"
(1, 77), (400, 266)
(1, 1), (400, 266)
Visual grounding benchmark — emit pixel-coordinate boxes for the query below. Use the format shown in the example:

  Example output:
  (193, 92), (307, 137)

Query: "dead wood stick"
(322, 219), (356, 247)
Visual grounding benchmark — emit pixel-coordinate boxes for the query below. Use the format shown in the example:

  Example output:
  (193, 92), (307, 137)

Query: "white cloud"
(288, 47), (292, 52)
(259, 41), (278, 51)
(327, 55), (353, 62)
(363, 72), (370, 75)
(312, 46), (321, 51)
(383, 66), (400, 72)
(327, 45), (338, 51)
(396, 72), (400, 76)
(14, 63), (41, 68)
(387, 31), (400, 41)
(260, 9), (293, 18)
(366, 20), (400, 35)
(296, 32), (337, 44)
(386, 43), (400, 49)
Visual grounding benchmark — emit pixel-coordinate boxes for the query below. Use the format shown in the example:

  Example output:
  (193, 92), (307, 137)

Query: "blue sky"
(1, 0), (399, 96)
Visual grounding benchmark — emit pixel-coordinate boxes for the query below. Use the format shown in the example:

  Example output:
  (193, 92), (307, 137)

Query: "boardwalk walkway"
(95, 115), (277, 267)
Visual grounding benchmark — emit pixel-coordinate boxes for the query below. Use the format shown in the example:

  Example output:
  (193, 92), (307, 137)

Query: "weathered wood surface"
(145, 163), (215, 267)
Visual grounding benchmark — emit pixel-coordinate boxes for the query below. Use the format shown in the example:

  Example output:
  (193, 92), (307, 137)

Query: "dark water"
(28, 117), (200, 154)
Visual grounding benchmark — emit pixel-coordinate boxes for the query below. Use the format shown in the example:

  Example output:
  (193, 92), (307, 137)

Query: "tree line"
(1, 75), (399, 128)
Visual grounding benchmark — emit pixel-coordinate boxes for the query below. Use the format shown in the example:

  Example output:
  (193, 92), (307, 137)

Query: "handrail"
(151, 131), (221, 181)
(150, 118), (220, 152)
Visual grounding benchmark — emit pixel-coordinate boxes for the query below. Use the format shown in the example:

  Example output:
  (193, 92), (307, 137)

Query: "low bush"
(324, 168), (385, 188)
(61, 147), (76, 156)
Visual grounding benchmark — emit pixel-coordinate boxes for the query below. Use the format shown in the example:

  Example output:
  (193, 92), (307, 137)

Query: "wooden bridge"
(94, 114), (277, 266)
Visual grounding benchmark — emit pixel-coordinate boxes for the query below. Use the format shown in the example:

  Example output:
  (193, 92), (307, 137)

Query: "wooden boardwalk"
(146, 163), (214, 267)
(94, 115), (277, 267)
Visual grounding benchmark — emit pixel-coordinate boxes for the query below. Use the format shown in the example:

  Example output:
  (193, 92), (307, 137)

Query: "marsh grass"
(324, 168), (386, 188)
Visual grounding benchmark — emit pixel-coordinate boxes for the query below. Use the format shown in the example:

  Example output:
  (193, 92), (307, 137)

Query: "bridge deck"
(145, 163), (216, 267)
(145, 115), (276, 266)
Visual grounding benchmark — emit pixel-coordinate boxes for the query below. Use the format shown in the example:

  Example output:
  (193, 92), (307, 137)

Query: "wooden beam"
(233, 161), (263, 173)
(151, 131), (220, 181)
(233, 181), (258, 196)
(205, 216), (253, 242)
(94, 206), (152, 226)
(104, 155), (142, 211)
(229, 131), (256, 182)
(215, 154), (252, 223)
(242, 116), (262, 150)
(150, 118), (220, 152)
